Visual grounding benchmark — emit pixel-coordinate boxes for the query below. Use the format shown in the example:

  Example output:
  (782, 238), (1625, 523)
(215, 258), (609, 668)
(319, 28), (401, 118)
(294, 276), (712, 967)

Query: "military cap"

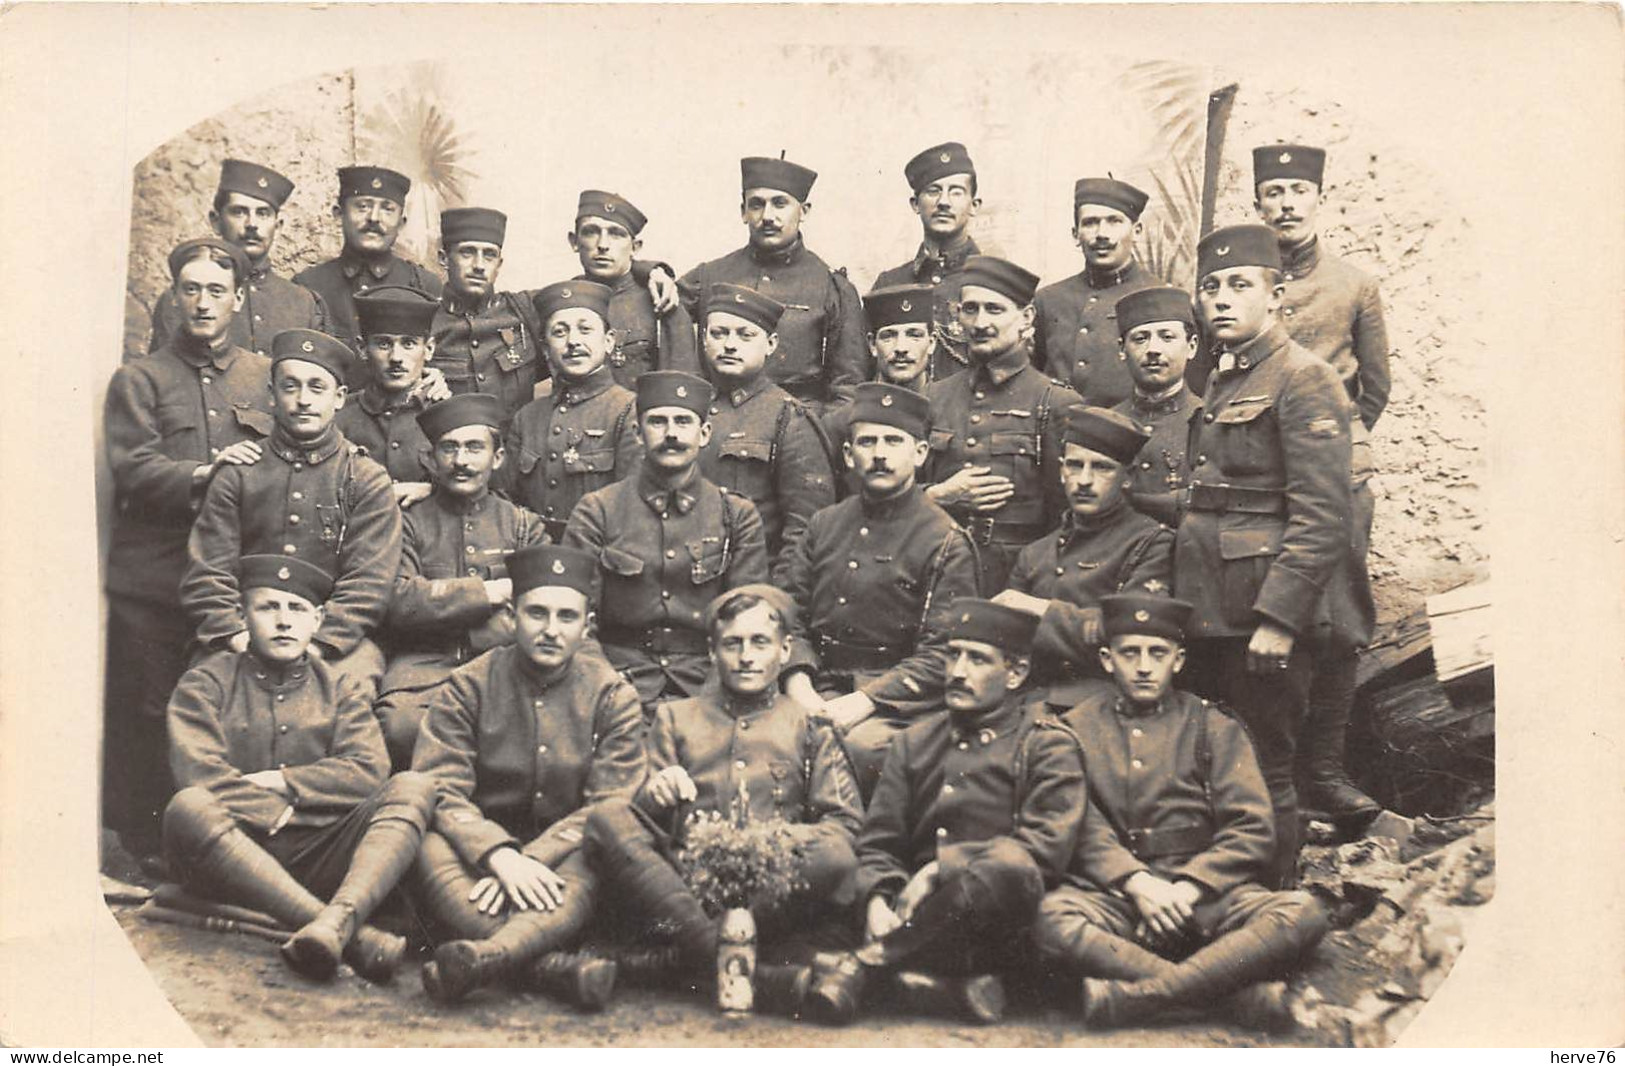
(740, 156), (817, 202)
(1063, 404), (1152, 463)
(355, 285), (439, 337)
(1073, 177), (1150, 221)
(1253, 144), (1326, 187)
(417, 393), (503, 442)
(1197, 224), (1282, 280)
(217, 159), (294, 208)
(337, 165), (411, 204)
(239, 553), (334, 606)
(168, 236), (251, 286)
(576, 190), (648, 235)
(441, 206), (507, 248)
(960, 255), (1040, 306)
(270, 328), (352, 383)
(705, 583), (799, 638)
(701, 283), (785, 332)
(1101, 593), (1193, 643)
(944, 597), (1041, 654)
(863, 283), (936, 331)
(848, 382), (931, 441)
(509, 544), (596, 600)
(637, 370), (713, 416)
(904, 141), (975, 192)
(533, 280), (613, 327)
(1115, 286), (1196, 336)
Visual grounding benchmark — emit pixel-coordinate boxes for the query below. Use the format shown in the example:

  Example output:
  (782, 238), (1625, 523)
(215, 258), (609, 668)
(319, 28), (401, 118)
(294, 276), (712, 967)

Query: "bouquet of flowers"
(675, 780), (808, 918)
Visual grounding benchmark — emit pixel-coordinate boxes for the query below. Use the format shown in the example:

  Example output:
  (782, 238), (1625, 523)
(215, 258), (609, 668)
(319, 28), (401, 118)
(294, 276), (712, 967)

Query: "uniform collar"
(430, 486), (491, 515)
(270, 424), (343, 464)
(639, 466), (700, 516)
(748, 236), (807, 268)
(1129, 381), (1190, 417)
(1084, 258), (1141, 290)
(972, 344), (1032, 389)
(556, 367), (616, 405)
(858, 481), (923, 520)
(442, 289), (502, 316)
(948, 695), (1023, 742)
(1061, 495), (1130, 540)
(1213, 323), (1291, 377)
(357, 386), (423, 416)
(911, 232), (978, 277)
(514, 646), (575, 691)
(339, 249), (397, 281)
(1281, 235), (1321, 277)
(246, 650), (312, 691)
(1113, 693), (1172, 720)
(721, 374), (771, 408)
(174, 331), (237, 369)
(246, 257), (273, 282)
(721, 688), (781, 720)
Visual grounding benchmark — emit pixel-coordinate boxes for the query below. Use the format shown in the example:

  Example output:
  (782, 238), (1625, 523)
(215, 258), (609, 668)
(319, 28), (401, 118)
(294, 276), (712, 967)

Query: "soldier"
(410, 544), (646, 1007)
(678, 156), (868, 412)
(871, 142), (982, 381)
(374, 394), (550, 768)
(583, 585), (863, 1014)
(1109, 286), (1203, 527)
(695, 283), (835, 580)
(997, 405), (1174, 710)
(104, 237), (275, 861)
(563, 371), (769, 709)
(1249, 143), (1389, 825)
(148, 159), (329, 357)
(181, 329), (403, 700)
(1176, 224), (1355, 887)
(506, 280), (642, 541)
(804, 599), (1086, 1026)
(293, 165), (443, 385)
(1033, 594), (1330, 1031)
(162, 555), (436, 985)
(1031, 177), (1161, 407)
(780, 383), (979, 794)
(922, 255), (1077, 593)
(336, 285), (442, 506)
(567, 189), (699, 389)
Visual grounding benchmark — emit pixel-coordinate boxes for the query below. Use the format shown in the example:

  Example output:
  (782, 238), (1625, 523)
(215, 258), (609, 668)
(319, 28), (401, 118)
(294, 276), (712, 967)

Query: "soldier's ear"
(910, 437), (930, 470)
(866, 333), (880, 360)
(232, 286), (246, 314)
(437, 246), (449, 271)
(632, 237), (644, 254)
(311, 604), (326, 632)
(841, 440), (855, 471)
(1005, 655), (1032, 690)
(566, 231), (582, 252)
(765, 332), (779, 357)
(697, 421), (714, 449)
(491, 442), (506, 472)
(332, 384), (348, 411)
(331, 203), (343, 225)
(908, 194), (922, 214)
(208, 208), (225, 237)
(1098, 645), (1115, 675)
(1132, 219), (1145, 239)
(1019, 304), (1037, 331)
(1172, 646), (1187, 675)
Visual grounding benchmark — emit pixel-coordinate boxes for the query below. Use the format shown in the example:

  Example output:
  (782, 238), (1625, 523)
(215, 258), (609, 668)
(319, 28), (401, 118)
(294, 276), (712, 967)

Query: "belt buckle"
(967, 515), (995, 546)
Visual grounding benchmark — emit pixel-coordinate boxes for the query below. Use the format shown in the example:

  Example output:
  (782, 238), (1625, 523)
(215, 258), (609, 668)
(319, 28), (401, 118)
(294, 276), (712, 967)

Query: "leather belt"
(1124, 823), (1214, 861)
(963, 516), (1049, 547)
(815, 633), (903, 672)
(598, 624), (709, 656)
(1184, 482), (1287, 516)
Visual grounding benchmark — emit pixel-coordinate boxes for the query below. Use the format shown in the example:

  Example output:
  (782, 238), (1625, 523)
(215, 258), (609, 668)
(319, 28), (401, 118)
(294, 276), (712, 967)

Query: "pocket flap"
(495, 344), (537, 374)
(928, 428), (955, 452)
(1214, 401), (1273, 425)
(564, 447), (617, 474)
(1218, 526), (1284, 561)
(600, 545), (645, 576)
(988, 430), (1036, 458)
(516, 449), (541, 475)
(718, 437), (772, 462)
(231, 405), (274, 437)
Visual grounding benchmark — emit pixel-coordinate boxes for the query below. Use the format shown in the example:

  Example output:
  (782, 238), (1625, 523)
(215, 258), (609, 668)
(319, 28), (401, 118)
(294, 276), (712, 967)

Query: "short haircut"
(708, 590), (788, 642)
(212, 188), (277, 216)
(173, 244), (246, 288)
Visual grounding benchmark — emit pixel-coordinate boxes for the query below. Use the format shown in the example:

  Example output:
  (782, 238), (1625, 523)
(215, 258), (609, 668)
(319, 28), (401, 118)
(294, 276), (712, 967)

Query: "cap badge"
(605, 203), (615, 212)
(676, 385), (688, 398)
(560, 288), (572, 299)
(734, 293), (746, 303)
(978, 728), (996, 745)
(940, 152), (952, 163)
(277, 566), (291, 580)
(960, 612), (971, 623)
(881, 394), (894, 407)
(551, 559), (566, 575)
(899, 300), (913, 312)
(1216, 246), (1230, 257)
(1279, 151), (1292, 164)
(256, 177), (269, 188)
(301, 340), (315, 353)
(370, 177), (382, 189)
(1135, 609), (1151, 622)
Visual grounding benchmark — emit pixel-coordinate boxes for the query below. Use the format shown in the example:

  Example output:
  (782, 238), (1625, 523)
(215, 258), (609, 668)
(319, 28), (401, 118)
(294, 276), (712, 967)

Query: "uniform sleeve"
(1119, 525), (1174, 593)
(823, 270), (870, 404)
(1352, 278), (1392, 430)
(146, 291), (181, 355)
(411, 668), (520, 868)
(778, 512), (821, 675)
(523, 677), (648, 868)
(167, 666), (288, 832)
(1253, 361), (1354, 634)
(613, 397), (644, 484)
(387, 510), (492, 634)
(1038, 384), (1079, 532)
(278, 673), (390, 817)
(853, 730), (915, 904)
(315, 459), (404, 658)
(723, 493), (771, 588)
(1170, 711), (1276, 894)
(1027, 293), (1051, 375)
(858, 528), (978, 715)
(562, 493), (609, 605)
(800, 720), (864, 842)
(305, 285), (332, 335)
(676, 261), (708, 321)
(104, 364), (204, 523)
(182, 467), (250, 646)
(768, 407), (837, 586)
(658, 301), (701, 375)
(1004, 723), (1086, 884)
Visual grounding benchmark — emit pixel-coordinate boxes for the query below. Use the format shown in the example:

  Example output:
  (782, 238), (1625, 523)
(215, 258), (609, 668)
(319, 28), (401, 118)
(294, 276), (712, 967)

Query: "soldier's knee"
(976, 839), (1045, 903)
(374, 771), (436, 830)
(583, 797), (644, 861)
(161, 786), (232, 857)
(800, 835), (860, 906)
(377, 698), (426, 770)
(1270, 889), (1331, 948)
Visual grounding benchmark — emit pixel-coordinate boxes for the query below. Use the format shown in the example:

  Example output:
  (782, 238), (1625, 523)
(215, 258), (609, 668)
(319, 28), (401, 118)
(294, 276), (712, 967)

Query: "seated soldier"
(995, 405), (1173, 712)
(584, 585), (863, 1015)
(162, 555), (436, 984)
(182, 328), (403, 698)
(805, 599), (1086, 1026)
(337, 285), (445, 508)
(410, 545), (646, 1008)
(375, 394), (549, 767)
(1033, 594), (1330, 1032)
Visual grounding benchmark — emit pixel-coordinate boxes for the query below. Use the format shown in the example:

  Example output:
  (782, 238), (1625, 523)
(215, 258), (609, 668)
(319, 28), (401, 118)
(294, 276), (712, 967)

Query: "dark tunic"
(149, 264), (329, 359)
(871, 233), (981, 383)
(293, 250), (443, 387)
(1030, 259), (1160, 407)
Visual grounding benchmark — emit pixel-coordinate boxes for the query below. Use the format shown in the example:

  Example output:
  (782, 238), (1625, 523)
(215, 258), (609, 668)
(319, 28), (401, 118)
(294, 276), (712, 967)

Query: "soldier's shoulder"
(184, 648), (244, 688)
(1033, 271), (1084, 302)
(291, 258), (338, 285)
(872, 261), (913, 288)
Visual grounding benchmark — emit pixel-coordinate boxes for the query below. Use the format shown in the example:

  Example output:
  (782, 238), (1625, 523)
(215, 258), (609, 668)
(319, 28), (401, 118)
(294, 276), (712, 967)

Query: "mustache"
(360, 223), (386, 235)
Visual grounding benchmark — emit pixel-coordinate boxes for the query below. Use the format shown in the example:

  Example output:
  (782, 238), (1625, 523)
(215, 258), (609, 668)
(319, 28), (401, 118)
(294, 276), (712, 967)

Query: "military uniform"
(293, 251), (442, 383)
(872, 234), (979, 383)
(1031, 260), (1160, 409)
(335, 388), (433, 483)
(150, 266), (329, 358)
(428, 290), (545, 427)
(1112, 387), (1203, 528)
(596, 270), (700, 389)
(507, 369), (640, 541)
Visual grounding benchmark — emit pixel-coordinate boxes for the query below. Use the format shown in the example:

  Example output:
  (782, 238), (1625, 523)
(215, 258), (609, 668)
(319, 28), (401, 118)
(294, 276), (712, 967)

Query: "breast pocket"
(1218, 524), (1284, 628)
(230, 403), (274, 440)
(988, 429), (1039, 476)
(1211, 400), (1277, 476)
(314, 503), (344, 545)
(154, 401), (200, 455)
(599, 545), (646, 578)
(716, 436), (773, 494)
(563, 435), (618, 478)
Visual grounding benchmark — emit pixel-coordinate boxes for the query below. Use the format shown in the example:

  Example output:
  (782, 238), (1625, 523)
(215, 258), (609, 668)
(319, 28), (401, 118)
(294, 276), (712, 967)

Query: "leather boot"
(523, 951), (619, 1012)
(1300, 646), (1381, 825)
(611, 944), (690, 990)
(754, 963), (813, 1019)
(423, 905), (586, 1005)
(803, 951), (872, 1027)
(1225, 980), (1297, 1034)
(589, 842), (716, 966)
(890, 971), (1006, 1026)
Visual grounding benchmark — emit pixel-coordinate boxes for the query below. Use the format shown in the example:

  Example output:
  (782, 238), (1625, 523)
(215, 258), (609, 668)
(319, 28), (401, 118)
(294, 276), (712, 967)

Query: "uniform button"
(739, 720), (749, 731)
(358, 284), (369, 293)
(970, 414), (981, 424)
(292, 491), (303, 500)
(534, 790), (543, 799)
(666, 549), (677, 559)
(760, 276), (770, 283)
(957, 741), (969, 751)
(390, 440), (401, 449)
(278, 724), (288, 733)
(288, 514), (300, 524)
(1055, 566), (1064, 576)
(1131, 758), (1144, 769)
(935, 827), (948, 838)
(465, 545), (476, 555)
(550, 452), (559, 460)
(931, 275), (941, 284)
(1196, 454), (1207, 465)
(293, 463), (302, 471)
(467, 567), (479, 576)
(660, 590), (670, 599)
(1205, 413), (1215, 423)
(966, 437), (977, 447)
(538, 744), (548, 754)
(837, 596), (848, 605)
(476, 373), (486, 382)
(465, 523), (474, 532)
(201, 375), (212, 384)
(210, 447), (221, 456)
(1141, 461), (1151, 470)
(974, 390), (985, 400)
(1080, 327), (1090, 335)
(548, 479), (558, 488)
(208, 408), (218, 417)
(284, 543), (297, 553)
(847, 560), (858, 570)
(1285, 273), (1295, 282)
(278, 763), (287, 770)
(275, 694), (285, 702)
(709, 406), (720, 416)
(1284, 308), (1295, 317)
(1131, 728), (1144, 738)
(735, 759), (747, 770)
(471, 339), (481, 348)
(552, 426), (562, 435)
(859, 527), (869, 537)
(254, 314), (263, 322)
(658, 656), (670, 667)
(1087, 296), (1097, 304)
(942, 784), (954, 794)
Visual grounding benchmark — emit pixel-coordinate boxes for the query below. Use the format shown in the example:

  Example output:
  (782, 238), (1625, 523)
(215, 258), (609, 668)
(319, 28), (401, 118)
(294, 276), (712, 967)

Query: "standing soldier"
(583, 585), (863, 1013)
(781, 383), (979, 794)
(181, 329), (403, 698)
(506, 280), (642, 541)
(1031, 177), (1161, 407)
(104, 237), (275, 861)
(374, 394), (550, 768)
(410, 545), (646, 1007)
(804, 600), (1085, 1026)
(336, 285), (441, 506)
(695, 283), (835, 580)
(162, 555), (437, 985)
(922, 256), (1077, 593)
(1109, 286), (1203, 527)
(997, 405), (1173, 710)
(678, 156), (868, 413)
(1034, 594), (1330, 1031)
(871, 142), (982, 382)
(567, 190), (699, 389)
(1176, 224), (1355, 887)
(294, 165), (443, 386)
(563, 371), (769, 710)
(149, 159), (329, 358)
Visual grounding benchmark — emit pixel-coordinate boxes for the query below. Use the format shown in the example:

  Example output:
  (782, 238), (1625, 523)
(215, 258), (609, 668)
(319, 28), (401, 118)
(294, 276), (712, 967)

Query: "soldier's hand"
(1245, 621), (1297, 675)
(866, 895), (903, 942)
(646, 765), (699, 809)
(468, 875), (509, 917)
(393, 481), (434, 509)
(212, 440), (264, 470)
(1124, 871), (1197, 941)
(483, 578), (513, 607)
(227, 631), (251, 655)
(647, 266), (679, 315)
(823, 691), (875, 732)
(895, 861), (940, 923)
(990, 589), (1051, 618)
(242, 769), (290, 796)
(783, 671), (825, 713)
(414, 366), (453, 404)
(929, 466), (1014, 511)
(486, 847), (568, 912)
